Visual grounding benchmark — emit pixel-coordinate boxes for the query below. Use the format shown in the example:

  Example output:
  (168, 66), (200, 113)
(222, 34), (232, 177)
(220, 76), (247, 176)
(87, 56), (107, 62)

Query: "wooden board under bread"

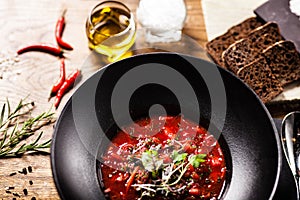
(202, 0), (300, 103)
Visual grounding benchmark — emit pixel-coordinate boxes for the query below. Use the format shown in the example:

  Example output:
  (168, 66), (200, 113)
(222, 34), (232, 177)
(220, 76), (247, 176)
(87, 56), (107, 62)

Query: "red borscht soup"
(99, 115), (227, 199)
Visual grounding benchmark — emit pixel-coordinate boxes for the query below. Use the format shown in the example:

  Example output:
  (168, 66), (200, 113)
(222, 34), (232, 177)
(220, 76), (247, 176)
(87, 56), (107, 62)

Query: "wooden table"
(0, 0), (207, 199)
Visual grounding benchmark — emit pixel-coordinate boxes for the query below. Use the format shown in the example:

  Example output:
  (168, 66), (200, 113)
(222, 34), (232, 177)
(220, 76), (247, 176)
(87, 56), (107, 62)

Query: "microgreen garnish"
(172, 150), (188, 163)
(189, 154), (206, 168)
(141, 150), (163, 173)
(133, 145), (207, 198)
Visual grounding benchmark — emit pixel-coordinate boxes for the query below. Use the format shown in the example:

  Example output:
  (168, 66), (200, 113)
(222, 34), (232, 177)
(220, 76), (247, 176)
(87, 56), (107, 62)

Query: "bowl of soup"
(51, 53), (282, 200)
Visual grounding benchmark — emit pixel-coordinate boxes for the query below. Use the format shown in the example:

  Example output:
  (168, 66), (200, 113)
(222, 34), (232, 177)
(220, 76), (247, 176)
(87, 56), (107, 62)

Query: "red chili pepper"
(55, 9), (73, 50)
(54, 69), (80, 108)
(49, 58), (66, 100)
(17, 44), (63, 57)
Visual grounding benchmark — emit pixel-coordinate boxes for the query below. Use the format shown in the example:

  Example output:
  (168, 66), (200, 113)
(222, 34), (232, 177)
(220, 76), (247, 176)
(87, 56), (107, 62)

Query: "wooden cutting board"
(201, 0), (300, 102)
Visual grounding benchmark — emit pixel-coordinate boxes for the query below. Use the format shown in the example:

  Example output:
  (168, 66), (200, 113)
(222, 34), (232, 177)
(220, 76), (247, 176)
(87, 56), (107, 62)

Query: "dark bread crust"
(222, 22), (283, 74)
(228, 17), (264, 40)
(263, 40), (300, 86)
(206, 17), (263, 68)
(237, 57), (283, 103)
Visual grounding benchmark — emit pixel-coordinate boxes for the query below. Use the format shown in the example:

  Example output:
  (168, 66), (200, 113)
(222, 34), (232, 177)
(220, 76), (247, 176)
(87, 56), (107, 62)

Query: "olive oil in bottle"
(86, 5), (136, 62)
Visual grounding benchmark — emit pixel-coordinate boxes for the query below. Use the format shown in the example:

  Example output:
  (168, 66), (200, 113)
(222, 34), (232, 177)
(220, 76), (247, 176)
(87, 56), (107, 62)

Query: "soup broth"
(99, 115), (226, 199)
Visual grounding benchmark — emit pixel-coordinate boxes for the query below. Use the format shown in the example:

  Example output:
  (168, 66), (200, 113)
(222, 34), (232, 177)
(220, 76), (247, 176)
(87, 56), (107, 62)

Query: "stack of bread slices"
(206, 17), (300, 103)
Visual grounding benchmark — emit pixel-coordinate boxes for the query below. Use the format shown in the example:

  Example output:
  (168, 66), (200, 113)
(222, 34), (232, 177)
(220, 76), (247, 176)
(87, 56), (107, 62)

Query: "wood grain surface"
(0, 0), (207, 199)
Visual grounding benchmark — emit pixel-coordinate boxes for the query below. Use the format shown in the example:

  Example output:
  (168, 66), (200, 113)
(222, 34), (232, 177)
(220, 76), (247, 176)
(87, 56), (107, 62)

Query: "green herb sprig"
(0, 98), (54, 157)
(133, 147), (207, 199)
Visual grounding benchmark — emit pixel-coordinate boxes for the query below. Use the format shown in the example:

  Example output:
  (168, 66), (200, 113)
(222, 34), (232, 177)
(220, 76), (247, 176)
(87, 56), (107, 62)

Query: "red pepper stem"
(61, 9), (67, 18)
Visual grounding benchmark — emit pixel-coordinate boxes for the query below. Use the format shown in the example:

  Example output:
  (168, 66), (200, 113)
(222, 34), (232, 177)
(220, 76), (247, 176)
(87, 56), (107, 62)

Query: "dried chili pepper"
(49, 58), (66, 99)
(55, 9), (73, 50)
(17, 44), (63, 57)
(54, 69), (80, 108)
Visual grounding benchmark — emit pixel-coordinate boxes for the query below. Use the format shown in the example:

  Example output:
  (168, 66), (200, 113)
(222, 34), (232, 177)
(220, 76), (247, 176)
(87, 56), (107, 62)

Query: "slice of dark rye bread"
(222, 22), (284, 74)
(262, 40), (300, 86)
(237, 57), (283, 103)
(206, 17), (263, 68)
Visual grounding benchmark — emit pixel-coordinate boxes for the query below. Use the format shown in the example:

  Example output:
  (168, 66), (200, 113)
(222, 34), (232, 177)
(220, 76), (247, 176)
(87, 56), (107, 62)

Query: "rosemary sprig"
(0, 98), (54, 157)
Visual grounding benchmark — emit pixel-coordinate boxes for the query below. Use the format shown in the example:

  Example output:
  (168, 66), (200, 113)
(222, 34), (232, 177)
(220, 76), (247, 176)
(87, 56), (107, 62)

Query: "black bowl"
(51, 53), (282, 200)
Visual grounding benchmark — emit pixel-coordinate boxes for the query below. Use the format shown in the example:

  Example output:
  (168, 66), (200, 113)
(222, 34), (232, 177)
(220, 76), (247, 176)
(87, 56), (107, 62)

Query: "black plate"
(51, 53), (282, 199)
